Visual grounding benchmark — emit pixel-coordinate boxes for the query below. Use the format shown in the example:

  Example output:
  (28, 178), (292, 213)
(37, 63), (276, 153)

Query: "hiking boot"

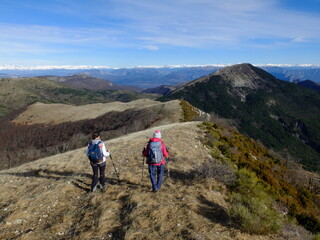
(91, 185), (98, 192)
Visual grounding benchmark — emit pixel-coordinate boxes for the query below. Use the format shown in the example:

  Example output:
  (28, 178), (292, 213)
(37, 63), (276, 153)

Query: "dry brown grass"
(0, 122), (310, 240)
(12, 99), (182, 125)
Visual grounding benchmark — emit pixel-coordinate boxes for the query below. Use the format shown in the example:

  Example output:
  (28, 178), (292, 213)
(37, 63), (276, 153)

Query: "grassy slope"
(12, 99), (177, 125)
(0, 77), (158, 119)
(0, 99), (182, 170)
(0, 122), (315, 240)
(0, 122), (227, 240)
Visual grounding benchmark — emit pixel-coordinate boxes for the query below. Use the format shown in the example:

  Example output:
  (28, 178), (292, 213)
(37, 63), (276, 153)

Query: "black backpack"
(87, 141), (103, 163)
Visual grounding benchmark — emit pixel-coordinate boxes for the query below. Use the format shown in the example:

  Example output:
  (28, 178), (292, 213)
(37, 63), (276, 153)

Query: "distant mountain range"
(262, 66), (320, 83)
(43, 74), (140, 91)
(1, 64), (320, 89)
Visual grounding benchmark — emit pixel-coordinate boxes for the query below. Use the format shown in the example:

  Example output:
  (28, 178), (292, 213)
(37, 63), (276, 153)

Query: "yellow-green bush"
(180, 100), (200, 121)
(199, 121), (320, 234)
(314, 234), (320, 240)
(228, 168), (283, 234)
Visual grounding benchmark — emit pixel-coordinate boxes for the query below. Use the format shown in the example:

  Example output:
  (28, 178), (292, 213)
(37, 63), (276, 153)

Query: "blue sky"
(0, 0), (320, 67)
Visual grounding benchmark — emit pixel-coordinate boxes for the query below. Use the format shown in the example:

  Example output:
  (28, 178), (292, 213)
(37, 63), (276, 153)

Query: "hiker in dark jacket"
(143, 130), (169, 192)
(86, 133), (110, 192)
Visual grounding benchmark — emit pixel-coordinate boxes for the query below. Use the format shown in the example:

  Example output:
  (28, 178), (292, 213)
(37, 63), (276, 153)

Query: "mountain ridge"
(170, 63), (278, 101)
(161, 63), (320, 172)
(43, 74), (140, 91)
(12, 99), (182, 125)
(0, 98), (197, 170)
(295, 80), (320, 91)
(0, 76), (158, 119)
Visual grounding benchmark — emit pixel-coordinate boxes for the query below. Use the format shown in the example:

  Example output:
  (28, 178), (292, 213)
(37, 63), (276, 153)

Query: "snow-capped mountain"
(1, 64), (320, 88)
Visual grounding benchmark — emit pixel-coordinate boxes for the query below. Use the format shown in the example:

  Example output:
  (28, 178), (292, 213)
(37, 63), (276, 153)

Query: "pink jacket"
(143, 138), (169, 165)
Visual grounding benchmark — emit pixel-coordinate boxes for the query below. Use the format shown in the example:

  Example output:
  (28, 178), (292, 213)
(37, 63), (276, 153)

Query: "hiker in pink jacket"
(143, 130), (169, 192)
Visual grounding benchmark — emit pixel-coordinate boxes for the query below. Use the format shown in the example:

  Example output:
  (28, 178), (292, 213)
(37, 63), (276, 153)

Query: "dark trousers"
(91, 162), (106, 191)
(148, 164), (164, 191)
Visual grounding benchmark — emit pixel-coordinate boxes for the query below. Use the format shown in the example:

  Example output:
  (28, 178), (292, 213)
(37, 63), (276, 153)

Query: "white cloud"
(101, 0), (320, 48)
(0, 0), (319, 58)
(291, 37), (308, 43)
(143, 45), (160, 51)
(0, 23), (121, 45)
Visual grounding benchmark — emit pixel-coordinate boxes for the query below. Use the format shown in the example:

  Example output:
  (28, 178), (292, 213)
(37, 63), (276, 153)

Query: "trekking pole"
(166, 147), (171, 181)
(166, 158), (171, 181)
(109, 155), (120, 180)
(141, 157), (145, 183)
(141, 147), (146, 184)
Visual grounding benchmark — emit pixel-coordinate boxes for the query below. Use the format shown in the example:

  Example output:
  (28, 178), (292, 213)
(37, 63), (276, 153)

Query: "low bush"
(199, 121), (320, 234)
(228, 168), (283, 234)
(180, 100), (200, 121)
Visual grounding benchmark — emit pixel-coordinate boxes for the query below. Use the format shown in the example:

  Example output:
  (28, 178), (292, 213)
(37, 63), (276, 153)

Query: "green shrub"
(314, 234), (320, 240)
(199, 121), (320, 234)
(228, 168), (283, 234)
(180, 100), (200, 121)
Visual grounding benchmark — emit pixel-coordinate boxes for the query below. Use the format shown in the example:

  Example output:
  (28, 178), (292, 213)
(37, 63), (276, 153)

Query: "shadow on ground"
(197, 195), (232, 227)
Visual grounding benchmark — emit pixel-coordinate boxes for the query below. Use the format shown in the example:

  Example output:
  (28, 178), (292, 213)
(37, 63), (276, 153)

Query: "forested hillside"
(162, 64), (320, 172)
